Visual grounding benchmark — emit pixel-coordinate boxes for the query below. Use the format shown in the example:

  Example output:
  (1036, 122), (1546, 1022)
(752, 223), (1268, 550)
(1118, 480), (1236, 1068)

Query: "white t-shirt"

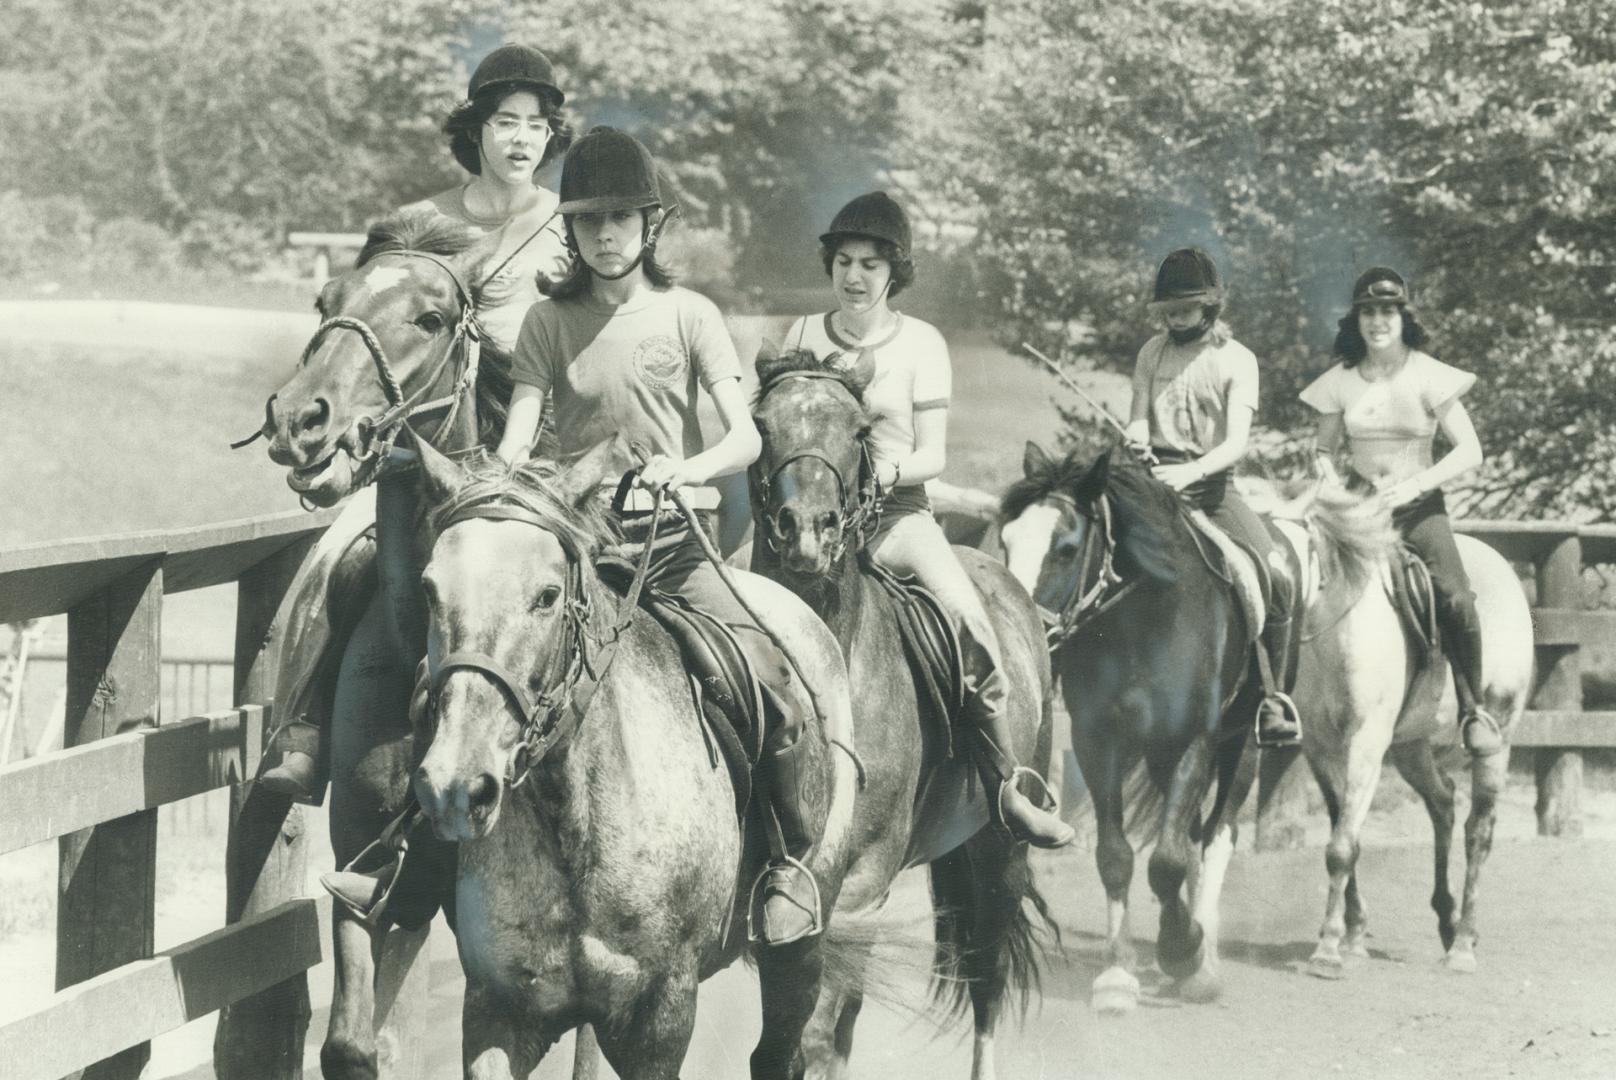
(1132, 332), (1260, 457)
(781, 312), (951, 481)
(1299, 351), (1475, 482)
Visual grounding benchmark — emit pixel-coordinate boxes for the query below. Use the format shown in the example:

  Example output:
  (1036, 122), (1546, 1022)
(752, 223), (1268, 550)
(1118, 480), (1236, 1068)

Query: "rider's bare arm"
(497, 383), (546, 466)
(641, 376), (760, 490)
(1125, 343), (1154, 448)
(1402, 397), (1483, 497)
(882, 406), (946, 488)
(1187, 401), (1255, 480)
(1311, 412), (1345, 485)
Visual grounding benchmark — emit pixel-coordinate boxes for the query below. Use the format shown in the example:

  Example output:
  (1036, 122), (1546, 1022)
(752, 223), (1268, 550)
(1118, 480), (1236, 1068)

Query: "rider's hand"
(1151, 461), (1202, 492)
(1378, 478), (1424, 509)
(635, 454), (696, 493)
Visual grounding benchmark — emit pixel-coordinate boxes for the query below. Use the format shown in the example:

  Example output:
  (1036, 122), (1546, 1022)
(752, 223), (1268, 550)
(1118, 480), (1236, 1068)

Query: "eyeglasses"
(1149, 300), (1203, 319)
(485, 116), (551, 139)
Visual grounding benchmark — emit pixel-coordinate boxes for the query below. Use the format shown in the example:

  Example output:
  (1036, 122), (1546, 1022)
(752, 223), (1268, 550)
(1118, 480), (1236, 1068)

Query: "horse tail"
(811, 903), (948, 1026)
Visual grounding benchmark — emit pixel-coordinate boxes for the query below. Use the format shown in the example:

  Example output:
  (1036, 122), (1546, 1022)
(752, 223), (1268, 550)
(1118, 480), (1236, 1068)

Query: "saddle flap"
(1185, 509), (1267, 639)
(861, 557), (968, 756)
(1386, 544), (1441, 659)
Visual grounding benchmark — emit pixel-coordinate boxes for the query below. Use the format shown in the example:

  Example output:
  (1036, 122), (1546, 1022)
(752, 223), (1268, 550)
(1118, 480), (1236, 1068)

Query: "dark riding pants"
(1393, 489), (1485, 708)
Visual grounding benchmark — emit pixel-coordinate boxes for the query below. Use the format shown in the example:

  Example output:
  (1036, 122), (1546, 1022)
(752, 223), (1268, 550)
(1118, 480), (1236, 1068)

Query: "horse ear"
(409, 427), (466, 508)
(1023, 440), (1054, 478)
(558, 433), (636, 508)
(1073, 447), (1113, 503)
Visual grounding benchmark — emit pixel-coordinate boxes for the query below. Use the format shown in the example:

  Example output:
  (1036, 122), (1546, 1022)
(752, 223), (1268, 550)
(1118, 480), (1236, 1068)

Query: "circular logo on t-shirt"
(633, 335), (688, 388)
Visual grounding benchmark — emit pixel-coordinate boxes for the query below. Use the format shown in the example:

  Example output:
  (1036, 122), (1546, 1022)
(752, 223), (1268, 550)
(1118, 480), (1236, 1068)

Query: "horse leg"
(1388, 739), (1458, 954)
(461, 981), (551, 1080)
(752, 938), (824, 1080)
(1149, 733), (1214, 981)
(1306, 740), (1385, 979)
(1179, 735), (1255, 1004)
(595, 968), (700, 1080)
(1084, 744), (1140, 1015)
(321, 910), (381, 1080)
(1446, 739), (1508, 973)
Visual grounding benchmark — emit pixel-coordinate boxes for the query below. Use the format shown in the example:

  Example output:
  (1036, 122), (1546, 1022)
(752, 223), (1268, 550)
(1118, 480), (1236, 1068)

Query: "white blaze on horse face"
(357, 264), (413, 297)
(1001, 503), (1062, 594)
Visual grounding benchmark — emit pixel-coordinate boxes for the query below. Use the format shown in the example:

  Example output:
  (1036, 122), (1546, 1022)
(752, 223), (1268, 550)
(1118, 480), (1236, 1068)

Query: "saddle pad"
(862, 558), (967, 757)
(641, 594), (768, 817)
(1185, 509), (1267, 640)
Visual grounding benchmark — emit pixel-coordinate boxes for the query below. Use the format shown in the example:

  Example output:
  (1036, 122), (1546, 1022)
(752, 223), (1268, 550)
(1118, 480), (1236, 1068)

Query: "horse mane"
(753, 344), (875, 406)
(357, 210), (513, 451)
(1001, 444), (1190, 583)
(429, 449), (617, 562)
(1301, 482), (1400, 594)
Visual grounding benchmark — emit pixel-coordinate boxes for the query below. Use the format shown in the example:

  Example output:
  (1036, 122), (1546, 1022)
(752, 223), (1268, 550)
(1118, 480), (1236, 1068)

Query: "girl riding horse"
(1300, 266), (1502, 756)
(1124, 247), (1302, 747)
(259, 43), (574, 798)
(779, 191), (1072, 848)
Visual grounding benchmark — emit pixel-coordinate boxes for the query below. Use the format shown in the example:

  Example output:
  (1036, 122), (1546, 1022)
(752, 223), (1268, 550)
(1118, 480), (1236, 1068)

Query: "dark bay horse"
(405, 440), (860, 1079)
(259, 211), (530, 1077)
(750, 351), (1057, 1080)
(1000, 442), (1260, 1011)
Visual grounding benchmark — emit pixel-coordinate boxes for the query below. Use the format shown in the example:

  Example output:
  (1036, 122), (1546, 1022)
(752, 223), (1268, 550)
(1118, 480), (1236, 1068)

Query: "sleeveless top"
(1299, 351), (1475, 483)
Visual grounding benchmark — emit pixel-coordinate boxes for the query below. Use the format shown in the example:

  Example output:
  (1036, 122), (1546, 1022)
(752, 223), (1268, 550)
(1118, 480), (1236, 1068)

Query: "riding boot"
(1449, 618), (1503, 756)
(751, 735), (823, 945)
(321, 803), (420, 929)
(962, 632), (1074, 849)
(257, 721), (324, 803)
(1252, 570), (1303, 749)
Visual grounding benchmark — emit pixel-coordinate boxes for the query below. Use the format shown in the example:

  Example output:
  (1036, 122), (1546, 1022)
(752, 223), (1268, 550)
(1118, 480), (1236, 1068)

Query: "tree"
(922, 0), (1616, 518)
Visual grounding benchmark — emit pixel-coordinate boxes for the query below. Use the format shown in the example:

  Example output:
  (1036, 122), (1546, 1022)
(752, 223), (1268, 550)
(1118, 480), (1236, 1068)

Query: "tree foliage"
(922, 0), (1616, 518)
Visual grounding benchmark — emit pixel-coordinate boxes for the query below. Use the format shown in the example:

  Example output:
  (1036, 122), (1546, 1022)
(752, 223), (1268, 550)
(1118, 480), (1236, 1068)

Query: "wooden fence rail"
(0, 509), (343, 1080)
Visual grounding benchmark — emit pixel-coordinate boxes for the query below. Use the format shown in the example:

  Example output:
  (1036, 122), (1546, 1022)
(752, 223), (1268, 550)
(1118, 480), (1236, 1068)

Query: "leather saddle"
(861, 556), (968, 757)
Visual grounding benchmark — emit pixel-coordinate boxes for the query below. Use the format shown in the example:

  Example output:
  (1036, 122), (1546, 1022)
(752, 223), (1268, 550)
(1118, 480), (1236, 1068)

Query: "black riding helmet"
(1153, 247), (1223, 304)
(557, 126), (662, 215)
(468, 44), (565, 107)
(819, 191), (912, 258)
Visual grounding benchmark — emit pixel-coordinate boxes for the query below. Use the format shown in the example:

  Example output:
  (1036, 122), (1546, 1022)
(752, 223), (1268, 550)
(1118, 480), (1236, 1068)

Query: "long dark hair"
(444, 86), (574, 177)
(1333, 305), (1431, 367)
(539, 212), (677, 300)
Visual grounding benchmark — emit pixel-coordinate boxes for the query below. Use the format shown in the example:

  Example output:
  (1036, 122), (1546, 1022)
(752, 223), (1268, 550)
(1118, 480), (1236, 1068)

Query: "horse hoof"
(1307, 953), (1346, 980)
(1343, 940), (1370, 959)
(1442, 949), (1477, 974)
(1091, 968), (1140, 1016)
(1175, 969), (1222, 1004)
(1157, 941), (1204, 980)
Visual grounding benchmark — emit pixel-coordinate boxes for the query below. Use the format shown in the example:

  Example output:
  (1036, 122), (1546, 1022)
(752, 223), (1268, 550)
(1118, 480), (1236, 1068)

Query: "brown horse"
(259, 211), (528, 1078)
(404, 440), (860, 1079)
(749, 350), (1058, 1080)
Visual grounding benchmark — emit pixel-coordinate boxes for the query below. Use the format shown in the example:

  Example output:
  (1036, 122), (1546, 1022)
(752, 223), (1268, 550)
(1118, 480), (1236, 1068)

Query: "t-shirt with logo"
(1132, 332), (1259, 457)
(400, 187), (571, 353)
(511, 285), (742, 465)
(1299, 351), (1475, 483)
(781, 312), (951, 481)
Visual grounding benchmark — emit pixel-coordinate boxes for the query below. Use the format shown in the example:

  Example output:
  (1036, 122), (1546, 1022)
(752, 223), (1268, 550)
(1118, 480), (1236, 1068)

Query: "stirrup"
(746, 855), (823, 946)
(1253, 691), (1303, 749)
(325, 822), (411, 930)
(1460, 708), (1505, 756)
(997, 765), (1062, 824)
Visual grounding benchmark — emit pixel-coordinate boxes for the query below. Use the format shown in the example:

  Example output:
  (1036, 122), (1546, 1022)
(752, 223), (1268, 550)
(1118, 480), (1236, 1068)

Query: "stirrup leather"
(746, 855), (824, 946)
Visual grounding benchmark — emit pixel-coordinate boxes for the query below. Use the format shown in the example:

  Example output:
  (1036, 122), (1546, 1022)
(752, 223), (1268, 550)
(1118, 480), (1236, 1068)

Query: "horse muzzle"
(415, 756), (505, 842)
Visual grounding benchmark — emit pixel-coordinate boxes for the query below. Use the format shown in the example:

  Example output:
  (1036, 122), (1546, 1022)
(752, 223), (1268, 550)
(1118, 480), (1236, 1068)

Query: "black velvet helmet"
(557, 127), (661, 215)
(1153, 247), (1223, 303)
(468, 44), (564, 107)
(1351, 266), (1411, 307)
(819, 191), (912, 258)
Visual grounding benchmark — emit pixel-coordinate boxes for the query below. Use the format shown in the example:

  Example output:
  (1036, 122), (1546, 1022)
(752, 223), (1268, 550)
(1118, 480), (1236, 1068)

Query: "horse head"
(409, 436), (622, 841)
(750, 345), (878, 576)
(262, 211), (501, 508)
(1000, 440), (1114, 614)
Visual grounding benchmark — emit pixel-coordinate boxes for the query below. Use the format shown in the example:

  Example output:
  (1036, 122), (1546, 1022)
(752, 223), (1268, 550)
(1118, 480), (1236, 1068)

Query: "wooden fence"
(0, 509), (360, 1080)
(1256, 519), (1616, 847)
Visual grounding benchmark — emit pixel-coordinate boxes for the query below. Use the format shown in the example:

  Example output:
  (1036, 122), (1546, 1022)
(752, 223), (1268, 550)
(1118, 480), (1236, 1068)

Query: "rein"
(425, 491), (663, 790)
(1044, 492), (1132, 648)
(753, 370), (884, 559)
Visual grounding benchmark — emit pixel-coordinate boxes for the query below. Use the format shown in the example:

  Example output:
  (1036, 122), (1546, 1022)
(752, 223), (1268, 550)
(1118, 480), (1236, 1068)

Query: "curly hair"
(443, 86), (573, 178)
(818, 236), (916, 299)
(1332, 304), (1431, 367)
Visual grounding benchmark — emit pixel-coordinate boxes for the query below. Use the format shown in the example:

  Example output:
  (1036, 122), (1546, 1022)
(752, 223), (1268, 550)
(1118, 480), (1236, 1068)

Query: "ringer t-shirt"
(400, 186), (571, 352)
(782, 312), (952, 479)
(1132, 332), (1260, 457)
(1299, 351), (1475, 483)
(511, 285), (742, 465)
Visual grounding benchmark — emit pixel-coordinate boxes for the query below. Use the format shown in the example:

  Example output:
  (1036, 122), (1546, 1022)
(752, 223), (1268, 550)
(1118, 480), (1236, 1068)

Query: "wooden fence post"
(58, 563), (162, 1080)
(1533, 536), (1584, 837)
(215, 537), (319, 1079)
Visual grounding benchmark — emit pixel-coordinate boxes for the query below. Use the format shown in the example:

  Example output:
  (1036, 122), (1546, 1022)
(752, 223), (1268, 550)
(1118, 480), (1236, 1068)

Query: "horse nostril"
(292, 397), (332, 441)
(819, 510), (841, 534)
(467, 772), (500, 814)
(776, 506), (799, 539)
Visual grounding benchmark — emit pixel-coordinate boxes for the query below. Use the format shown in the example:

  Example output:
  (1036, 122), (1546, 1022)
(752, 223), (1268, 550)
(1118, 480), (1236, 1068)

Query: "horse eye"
(534, 586), (563, 612)
(415, 311), (446, 333)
